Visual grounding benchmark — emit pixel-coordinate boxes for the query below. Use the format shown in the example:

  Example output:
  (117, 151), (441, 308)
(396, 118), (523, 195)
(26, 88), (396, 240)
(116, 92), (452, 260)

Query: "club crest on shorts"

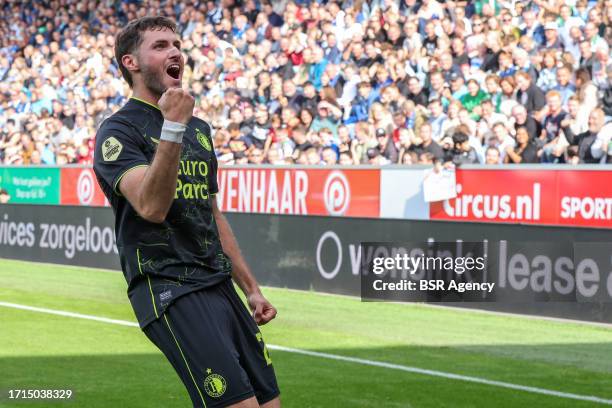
(102, 137), (123, 161)
(203, 368), (226, 398)
(195, 128), (211, 151)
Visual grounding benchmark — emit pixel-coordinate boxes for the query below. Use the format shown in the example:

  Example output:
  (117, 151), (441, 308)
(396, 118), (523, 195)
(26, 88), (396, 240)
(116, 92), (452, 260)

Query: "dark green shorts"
(143, 279), (280, 407)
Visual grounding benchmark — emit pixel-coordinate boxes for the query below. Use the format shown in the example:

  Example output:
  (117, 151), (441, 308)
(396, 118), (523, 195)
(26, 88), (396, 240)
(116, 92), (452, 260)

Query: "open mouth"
(166, 63), (180, 80)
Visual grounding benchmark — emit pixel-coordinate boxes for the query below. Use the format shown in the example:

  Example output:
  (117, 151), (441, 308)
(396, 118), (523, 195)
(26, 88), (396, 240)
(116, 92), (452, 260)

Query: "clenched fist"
(159, 88), (195, 125)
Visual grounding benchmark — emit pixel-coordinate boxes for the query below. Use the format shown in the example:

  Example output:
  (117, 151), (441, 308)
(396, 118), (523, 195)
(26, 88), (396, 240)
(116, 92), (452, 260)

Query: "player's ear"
(121, 54), (140, 73)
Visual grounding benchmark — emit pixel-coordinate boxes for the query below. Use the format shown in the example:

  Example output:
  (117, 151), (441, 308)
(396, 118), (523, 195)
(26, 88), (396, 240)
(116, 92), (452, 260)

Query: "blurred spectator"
(490, 122), (516, 162)
(515, 72), (546, 117)
(460, 79), (488, 119)
(485, 146), (501, 165)
(427, 99), (449, 142)
(562, 108), (606, 163)
(450, 132), (480, 165)
(0, 188), (9, 203)
(511, 104), (540, 141)
(590, 122), (612, 163)
(321, 146), (338, 165)
(505, 126), (539, 164)
(540, 90), (569, 163)
(375, 128), (398, 163)
(410, 123), (444, 161)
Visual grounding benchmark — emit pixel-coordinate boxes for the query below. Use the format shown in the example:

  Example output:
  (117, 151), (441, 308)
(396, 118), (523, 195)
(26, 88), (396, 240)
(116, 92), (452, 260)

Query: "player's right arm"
(118, 144), (181, 223)
(118, 89), (195, 223)
(94, 89), (194, 224)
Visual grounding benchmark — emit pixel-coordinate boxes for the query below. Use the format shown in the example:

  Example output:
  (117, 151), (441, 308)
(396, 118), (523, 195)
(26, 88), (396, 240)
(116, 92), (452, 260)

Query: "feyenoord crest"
(203, 368), (226, 398)
(102, 137), (123, 161)
(196, 128), (211, 151)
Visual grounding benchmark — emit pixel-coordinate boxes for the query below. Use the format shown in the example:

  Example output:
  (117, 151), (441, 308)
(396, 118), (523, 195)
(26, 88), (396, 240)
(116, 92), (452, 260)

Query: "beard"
(140, 62), (167, 96)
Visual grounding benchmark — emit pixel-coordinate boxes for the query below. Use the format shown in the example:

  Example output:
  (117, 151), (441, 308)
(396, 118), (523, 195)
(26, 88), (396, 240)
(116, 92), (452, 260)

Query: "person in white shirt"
(590, 122), (612, 163)
(490, 122), (516, 162)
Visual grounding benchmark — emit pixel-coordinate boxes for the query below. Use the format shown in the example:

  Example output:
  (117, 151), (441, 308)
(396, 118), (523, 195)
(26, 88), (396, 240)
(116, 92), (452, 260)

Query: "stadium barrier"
(1, 165), (610, 228)
(0, 203), (610, 323)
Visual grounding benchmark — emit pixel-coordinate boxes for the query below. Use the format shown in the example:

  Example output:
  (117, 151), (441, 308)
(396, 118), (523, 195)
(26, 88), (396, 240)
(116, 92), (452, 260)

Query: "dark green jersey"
(93, 97), (231, 328)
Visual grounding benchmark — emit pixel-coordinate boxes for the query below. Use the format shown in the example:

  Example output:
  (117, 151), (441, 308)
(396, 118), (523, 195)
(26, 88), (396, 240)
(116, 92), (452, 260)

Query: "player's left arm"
(212, 199), (277, 325)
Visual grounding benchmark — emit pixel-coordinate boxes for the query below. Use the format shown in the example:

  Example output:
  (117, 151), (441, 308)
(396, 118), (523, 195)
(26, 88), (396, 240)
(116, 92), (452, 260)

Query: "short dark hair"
(114, 16), (177, 87)
(452, 132), (469, 145)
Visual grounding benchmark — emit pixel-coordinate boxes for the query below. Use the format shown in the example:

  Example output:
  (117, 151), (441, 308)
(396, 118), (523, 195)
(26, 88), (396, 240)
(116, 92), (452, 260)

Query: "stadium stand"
(0, 0), (610, 166)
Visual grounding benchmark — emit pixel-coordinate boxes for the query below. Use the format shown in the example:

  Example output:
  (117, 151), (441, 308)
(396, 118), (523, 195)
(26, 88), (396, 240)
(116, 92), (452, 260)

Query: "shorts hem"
(207, 390), (255, 408)
(257, 390), (281, 405)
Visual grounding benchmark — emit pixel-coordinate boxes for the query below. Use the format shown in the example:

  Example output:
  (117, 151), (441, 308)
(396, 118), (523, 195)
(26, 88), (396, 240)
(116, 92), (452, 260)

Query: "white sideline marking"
(1, 301), (611, 406)
(267, 345), (612, 405)
(0, 302), (139, 328)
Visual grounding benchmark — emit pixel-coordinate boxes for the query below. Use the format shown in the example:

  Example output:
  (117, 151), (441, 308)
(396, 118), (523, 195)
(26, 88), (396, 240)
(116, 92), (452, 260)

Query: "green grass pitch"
(0, 258), (611, 407)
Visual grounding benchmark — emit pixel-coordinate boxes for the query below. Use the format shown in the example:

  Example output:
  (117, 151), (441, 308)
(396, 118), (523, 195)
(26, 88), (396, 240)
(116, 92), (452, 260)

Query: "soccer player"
(93, 17), (280, 408)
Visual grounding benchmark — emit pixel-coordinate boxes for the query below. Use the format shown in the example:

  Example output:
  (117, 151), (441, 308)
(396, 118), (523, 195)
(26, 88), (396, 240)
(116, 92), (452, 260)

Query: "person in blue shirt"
(497, 51), (517, 79)
(428, 98), (449, 142)
(519, 9), (545, 46)
(231, 14), (250, 41)
(554, 65), (576, 107)
(311, 101), (342, 139)
(309, 47), (328, 91)
(322, 33), (342, 65)
(450, 73), (468, 100)
(345, 82), (379, 125)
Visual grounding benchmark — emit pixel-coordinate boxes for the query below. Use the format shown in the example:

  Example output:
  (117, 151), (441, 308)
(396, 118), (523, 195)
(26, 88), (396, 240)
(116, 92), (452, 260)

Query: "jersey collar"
(130, 96), (161, 111)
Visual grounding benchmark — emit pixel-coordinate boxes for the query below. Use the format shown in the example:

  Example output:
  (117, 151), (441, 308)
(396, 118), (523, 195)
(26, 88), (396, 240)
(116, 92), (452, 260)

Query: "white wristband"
(160, 119), (187, 144)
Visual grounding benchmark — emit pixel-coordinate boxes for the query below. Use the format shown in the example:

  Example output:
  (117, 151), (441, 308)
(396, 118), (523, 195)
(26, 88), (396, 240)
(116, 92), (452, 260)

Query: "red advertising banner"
(430, 169), (611, 229)
(60, 168), (109, 207)
(217, 167), (380, 217)
(556, 170), (612, 228)
(56, 165), (610, 229)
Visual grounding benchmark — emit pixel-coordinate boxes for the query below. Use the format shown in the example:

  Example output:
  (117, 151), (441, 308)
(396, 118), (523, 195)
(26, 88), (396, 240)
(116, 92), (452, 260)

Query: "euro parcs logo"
(323, 171), (350, 216)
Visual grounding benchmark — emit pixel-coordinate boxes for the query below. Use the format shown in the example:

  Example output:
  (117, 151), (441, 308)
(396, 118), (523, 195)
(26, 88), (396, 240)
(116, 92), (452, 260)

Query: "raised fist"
(159, 88), (195, 125)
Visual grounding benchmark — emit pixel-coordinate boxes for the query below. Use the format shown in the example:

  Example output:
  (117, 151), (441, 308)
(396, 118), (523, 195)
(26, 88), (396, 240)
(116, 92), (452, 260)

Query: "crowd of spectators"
(0, 0), (611, 167)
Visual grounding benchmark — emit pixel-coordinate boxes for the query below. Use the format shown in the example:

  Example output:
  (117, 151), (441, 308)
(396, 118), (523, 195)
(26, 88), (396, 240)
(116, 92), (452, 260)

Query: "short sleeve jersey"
(94, 97), (231, 328)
